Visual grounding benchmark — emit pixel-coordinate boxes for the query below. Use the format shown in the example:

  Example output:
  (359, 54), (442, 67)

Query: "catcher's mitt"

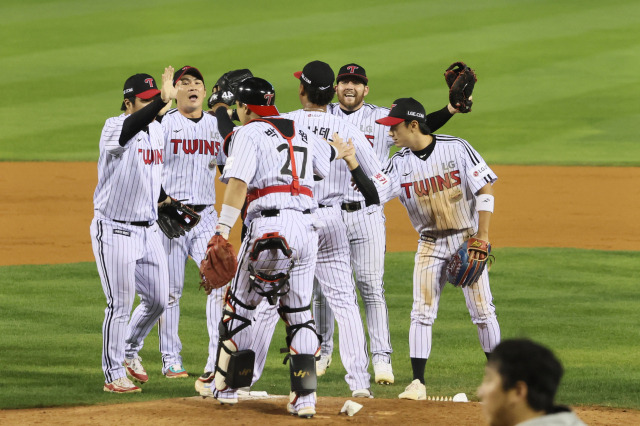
(207, 69), (254, 108)
(199, 233), (238, 294)
(446, 237), (494, 288)
(157, 198), (201, 239)
(444, 61), (477, 113)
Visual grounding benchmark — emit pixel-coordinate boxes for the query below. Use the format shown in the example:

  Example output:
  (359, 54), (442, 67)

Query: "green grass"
(1, 0), (639, 164)
(1, 248), (639, 409)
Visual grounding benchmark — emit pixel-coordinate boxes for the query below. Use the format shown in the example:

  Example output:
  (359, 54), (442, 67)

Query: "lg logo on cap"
(264, 93), (274, 105)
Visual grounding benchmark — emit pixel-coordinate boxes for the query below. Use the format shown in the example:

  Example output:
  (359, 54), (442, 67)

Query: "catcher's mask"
(248, 232), (295, 305)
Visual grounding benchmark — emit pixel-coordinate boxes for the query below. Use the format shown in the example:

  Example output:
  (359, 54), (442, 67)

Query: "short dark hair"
(302, 82), (335, 106)
(121, 96), (136, 111)
(403, 119), (431, 135)
(489, 339), (564, 412)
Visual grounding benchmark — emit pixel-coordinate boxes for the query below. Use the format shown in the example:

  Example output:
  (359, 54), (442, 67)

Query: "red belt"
(247, 185), (313, 204)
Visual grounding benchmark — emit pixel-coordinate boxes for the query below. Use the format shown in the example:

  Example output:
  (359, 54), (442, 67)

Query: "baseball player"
(121, 66), (227, 383)
(372, 97), (500, 400)
(317, 63), (462, 384)
(209, 77), (350, 418)
(90, 67), (177, 393)
(247, 61), (382, 398)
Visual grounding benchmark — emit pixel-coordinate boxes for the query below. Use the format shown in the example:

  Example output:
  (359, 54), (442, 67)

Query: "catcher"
(372, 93), (501, 401)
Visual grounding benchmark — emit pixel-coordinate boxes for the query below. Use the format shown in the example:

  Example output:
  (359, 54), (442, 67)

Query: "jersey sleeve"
(372, 155), (402, 205)
(100, 116), (127, 156)
(220, 127), (257, 185)
(459, 139), (498, 194)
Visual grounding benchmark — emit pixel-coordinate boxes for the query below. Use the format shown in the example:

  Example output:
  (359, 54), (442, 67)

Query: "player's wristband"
(476, 194), (494, 213)
(219, 204), (241, 230)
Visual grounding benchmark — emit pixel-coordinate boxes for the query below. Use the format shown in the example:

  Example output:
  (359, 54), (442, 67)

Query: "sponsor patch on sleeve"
(470, 162), (491, 181)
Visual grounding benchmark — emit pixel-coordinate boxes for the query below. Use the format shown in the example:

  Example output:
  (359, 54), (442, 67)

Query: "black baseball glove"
(444, 62), (477, 113)
(207, 69), (254, 108)
(157, 198), (201, 239)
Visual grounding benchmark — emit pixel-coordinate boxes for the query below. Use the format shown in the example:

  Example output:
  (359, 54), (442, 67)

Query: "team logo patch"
(208, 159), (217, 170)
(113, 229), (131, 237)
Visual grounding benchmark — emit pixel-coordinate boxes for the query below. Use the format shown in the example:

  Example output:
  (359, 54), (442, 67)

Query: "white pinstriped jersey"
(220, 119), (333, 216)
(281, 109), (381, 206)
(160, 109), (225, 205)
(328, 102), (393, 203)
(374, 134), (497, 234)
(93, 114), (164, 221)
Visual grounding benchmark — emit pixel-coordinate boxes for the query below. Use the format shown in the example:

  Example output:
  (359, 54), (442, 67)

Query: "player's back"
(222, 118), (328, 218)
(282, 109), (377, 206)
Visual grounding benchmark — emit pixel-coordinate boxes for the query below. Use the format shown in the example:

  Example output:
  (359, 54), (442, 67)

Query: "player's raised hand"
(328, 132), (353, 160)
(161, 66), (178, 103)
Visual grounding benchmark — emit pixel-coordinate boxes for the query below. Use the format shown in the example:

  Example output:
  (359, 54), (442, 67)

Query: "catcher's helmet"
(247, 232), (294, 305)
(236, 77), (278, 116)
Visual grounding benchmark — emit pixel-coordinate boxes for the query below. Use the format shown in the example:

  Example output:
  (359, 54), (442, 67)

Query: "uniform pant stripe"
(96, 220), (115, 382)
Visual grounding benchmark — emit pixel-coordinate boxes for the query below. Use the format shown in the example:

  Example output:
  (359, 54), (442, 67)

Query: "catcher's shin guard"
(289, 354), (317, 394)
(214, 291), (256, 391)
(278, 305), (320, 397)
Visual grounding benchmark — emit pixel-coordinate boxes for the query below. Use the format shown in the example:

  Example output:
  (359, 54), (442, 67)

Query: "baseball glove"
(444, 61), (477, 113)
(199, 234), (238, 294)
(446, 237), (494, 288)
(207, 69), (254, 108)
(157, 198), (201, 239)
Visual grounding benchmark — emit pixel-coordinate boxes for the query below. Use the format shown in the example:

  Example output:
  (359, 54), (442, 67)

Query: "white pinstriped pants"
(90, 217), (169, 383)
(314, 204), (392, 364)
(215, 210), (319, 406)
(410, 229), (500, 359)
(151, 206), (226, 372)
(251, 206), (371, 391)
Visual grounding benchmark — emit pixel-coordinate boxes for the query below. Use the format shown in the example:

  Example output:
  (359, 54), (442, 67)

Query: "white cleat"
(316, 354), (332, 376)
(373, 361), (394, 385)
(287, 403), (316, 418)
(195, 371), (214, 395)
(352, 388), (374, 398)
(398, 379), (427, 400)
(214, 389), (238, 405)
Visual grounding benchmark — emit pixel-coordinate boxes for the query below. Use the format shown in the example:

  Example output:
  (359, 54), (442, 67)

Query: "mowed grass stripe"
(1, 248), (638, 409)
(2, 0), (640, 163)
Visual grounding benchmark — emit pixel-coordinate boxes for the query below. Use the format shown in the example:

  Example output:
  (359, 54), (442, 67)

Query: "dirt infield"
(1, 396), (639, 425)
(2, 162), (639, 424)
(1, 163), (639, 266)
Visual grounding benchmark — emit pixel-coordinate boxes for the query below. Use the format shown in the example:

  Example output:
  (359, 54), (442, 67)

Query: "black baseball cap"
(336, 63), (368, 84)
(173, 66), (205, 85)
(123, 73), (160, 100)
(236, 77), (279, 116)
(293, 60), (334, 90)
(376, 98), (427, 126)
